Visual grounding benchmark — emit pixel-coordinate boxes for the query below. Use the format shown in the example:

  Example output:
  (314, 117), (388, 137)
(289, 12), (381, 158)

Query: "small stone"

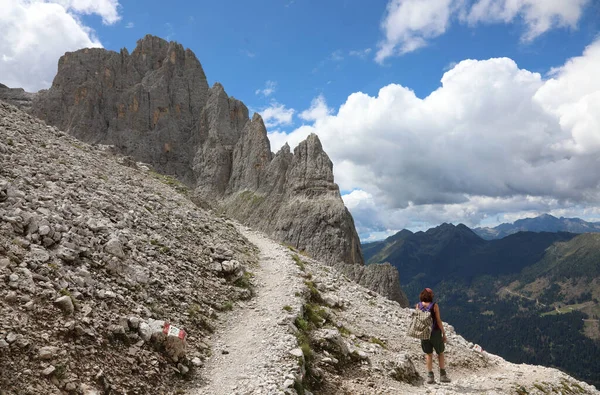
(38, 225), (51, 236)
(6, 332), (19, 343)
(42, 366), (56, 376)
(289, 348), (303, 358)
(5, 291), (18, 303)
(128, 316), (141, 330)
(105, 238), (125, 258)
(65, 382), (77, 391)
(39, 346), (59, 360)
(191, 357), (202, 367)
(54, 295), (75, 315)
(177, 363), (189, 375)
(283, 379), (295, 388)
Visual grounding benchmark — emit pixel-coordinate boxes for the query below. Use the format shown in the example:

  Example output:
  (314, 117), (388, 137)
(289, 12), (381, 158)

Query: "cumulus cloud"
(273, 39), (600, 239)
(299, 95), (332, 122)
(376, 0), (590, 63)
(255, 80), (277, 97)
(260, 102), (295, 128)
(0, 0), (121, 92)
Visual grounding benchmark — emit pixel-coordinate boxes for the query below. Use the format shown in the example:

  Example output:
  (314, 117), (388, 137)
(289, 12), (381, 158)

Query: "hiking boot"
(440, 372), (451, 383)
(427, 372), (435, 384)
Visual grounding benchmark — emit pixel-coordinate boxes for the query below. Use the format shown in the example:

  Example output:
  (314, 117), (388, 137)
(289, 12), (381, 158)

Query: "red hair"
(420, 288), (434, 302)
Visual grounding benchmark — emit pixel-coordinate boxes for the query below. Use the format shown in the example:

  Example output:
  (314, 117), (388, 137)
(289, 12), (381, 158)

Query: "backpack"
(407, 302), (434, 340)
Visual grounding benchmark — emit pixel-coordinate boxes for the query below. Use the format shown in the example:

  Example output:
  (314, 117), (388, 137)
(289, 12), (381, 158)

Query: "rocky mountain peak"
(28, 36), (405, 304)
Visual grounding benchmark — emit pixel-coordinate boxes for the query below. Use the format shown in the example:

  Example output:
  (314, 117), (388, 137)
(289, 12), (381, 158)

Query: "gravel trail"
(192, 226), (304, 395)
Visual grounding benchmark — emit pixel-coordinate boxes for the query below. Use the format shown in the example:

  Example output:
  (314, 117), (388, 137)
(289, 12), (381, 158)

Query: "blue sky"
(2, 0), (600, 241)
(86, 0), (599, 120)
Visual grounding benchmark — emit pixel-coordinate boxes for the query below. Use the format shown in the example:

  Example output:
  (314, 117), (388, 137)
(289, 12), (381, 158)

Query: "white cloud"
(0, 0), (119, 92)
(260, 102), (295, 128)
(376, 0), (591, 63)
(299, 95), (331, 122)
(255, 80), (277, 97)
(330, 50), (344, 62)
(125, 21), (134, 28)
(52, 0), (120, 24)
(349, 48), (373, 59)
(466, 0), (589, 41)
(276, 39), (600, 239)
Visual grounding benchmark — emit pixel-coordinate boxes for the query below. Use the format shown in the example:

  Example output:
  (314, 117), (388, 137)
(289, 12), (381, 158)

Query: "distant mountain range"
(473, 214), (600, 240)
(362, 222), (576, 287)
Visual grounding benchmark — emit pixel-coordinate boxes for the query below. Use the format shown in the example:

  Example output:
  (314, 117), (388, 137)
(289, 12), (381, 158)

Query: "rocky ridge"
(0, 100), (259, 394)
(26, 35), (406, 304)
(0, 84), (34, 113)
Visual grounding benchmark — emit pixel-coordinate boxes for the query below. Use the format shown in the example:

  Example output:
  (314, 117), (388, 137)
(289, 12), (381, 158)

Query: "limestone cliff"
(0, 83), (35, 112)
(31, 35), (407, 305)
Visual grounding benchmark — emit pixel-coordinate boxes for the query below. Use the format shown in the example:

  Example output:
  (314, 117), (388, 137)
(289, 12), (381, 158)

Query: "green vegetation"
(370, 337), (386, 348)
(149, 170), (188, 195)
(234, 271), (254, 289)
(541, 302), (590, 317)
(292, 254), (306, 271)
(221, 301), (233, 311)
(283, 305), (293, 312)
(338, 325), (352, 337)
(237, 190), (265, 206)
(304, 281), (323, 304)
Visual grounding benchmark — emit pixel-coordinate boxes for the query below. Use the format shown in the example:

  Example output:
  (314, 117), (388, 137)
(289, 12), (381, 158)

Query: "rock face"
(0, 83), (35, 112)
(31, 35), (396, 293)
(33, 36), (208, 184)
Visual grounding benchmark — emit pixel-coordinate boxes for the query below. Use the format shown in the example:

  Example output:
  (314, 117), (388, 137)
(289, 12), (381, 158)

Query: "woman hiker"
(417, 287), (451, 384)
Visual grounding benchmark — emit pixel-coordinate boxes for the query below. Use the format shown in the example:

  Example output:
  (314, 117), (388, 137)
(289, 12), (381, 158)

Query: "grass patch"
(304, 303), (328, 328)
(292, 254), (306, 271)
(304, 281), (323, 304)
(234, 271), (254, 289)
(370, 337), (386, 348)
(339, 326), (352, 337)
(295, 317), (309, 332)
(283, 305), (293, 312)
(149, 170), (189, 195)
(221, 301), (233, 311)
(514, 385), (529, 395)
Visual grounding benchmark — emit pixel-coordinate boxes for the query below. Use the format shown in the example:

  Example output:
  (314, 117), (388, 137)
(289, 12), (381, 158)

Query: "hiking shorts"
(421, 330), (445, 355)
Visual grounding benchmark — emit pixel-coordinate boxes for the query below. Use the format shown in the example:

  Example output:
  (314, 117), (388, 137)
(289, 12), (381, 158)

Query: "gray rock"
(42, 366), (56, 376)
(6, 332), (19, 343)
(105, 238), (125, 258)
(0, 83), (35, 111)
(387, 353), (421, 385)
(39, 346), (59, 360)
(54, 295), (74, 315)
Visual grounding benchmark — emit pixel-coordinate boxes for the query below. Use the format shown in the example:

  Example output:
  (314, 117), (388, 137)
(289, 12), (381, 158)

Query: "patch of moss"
(370, 337), (386, 349)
